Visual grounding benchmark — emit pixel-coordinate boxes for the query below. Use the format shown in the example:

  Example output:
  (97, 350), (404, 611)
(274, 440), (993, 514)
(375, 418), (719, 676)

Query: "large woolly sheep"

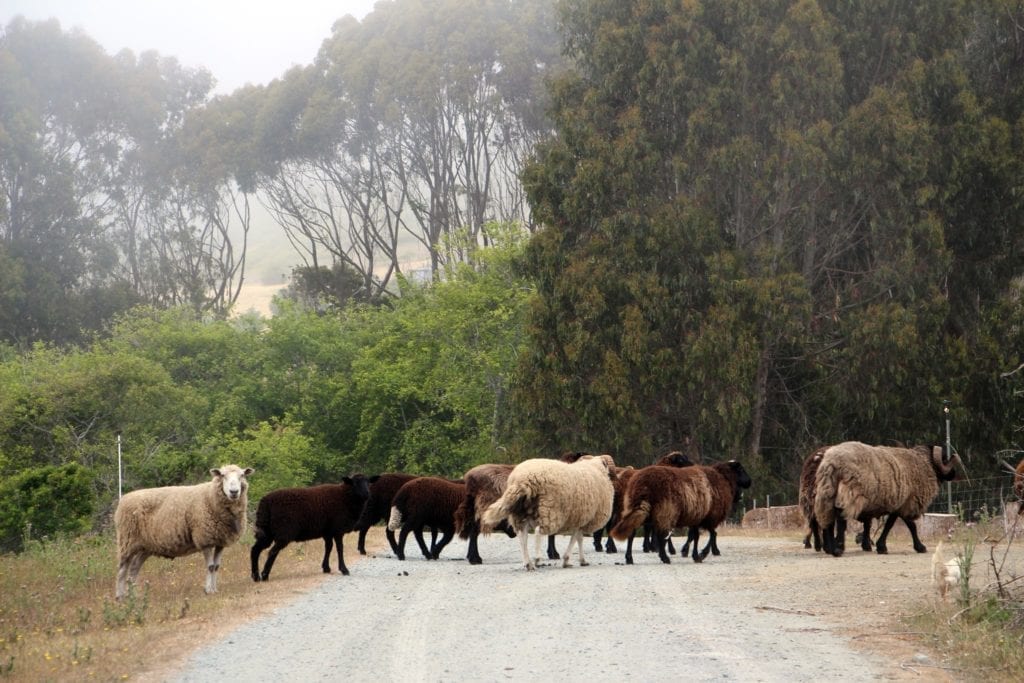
(454, 463), (517, 565)
(387, 477), (466, 560)
(353, 472), (423, 556)
(481, 454), (616, 570)
(814, 442), (961, 557)
(250, 475), (371, 581)
(115, 465), (253, 599)
(610, 460), (752, 564)
(798, 447), (875, 552)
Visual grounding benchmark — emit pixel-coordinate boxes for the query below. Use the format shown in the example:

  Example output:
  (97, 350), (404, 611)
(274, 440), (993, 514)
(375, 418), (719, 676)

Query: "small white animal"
(931, 541), (961, 599)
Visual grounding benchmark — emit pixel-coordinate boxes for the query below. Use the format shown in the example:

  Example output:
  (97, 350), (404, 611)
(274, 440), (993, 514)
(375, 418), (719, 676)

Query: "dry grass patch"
(0, 527), (386, 681)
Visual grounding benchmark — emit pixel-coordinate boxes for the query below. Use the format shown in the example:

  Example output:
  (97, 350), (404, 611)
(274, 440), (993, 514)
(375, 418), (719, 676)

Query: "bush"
(0, 463), (96, 553)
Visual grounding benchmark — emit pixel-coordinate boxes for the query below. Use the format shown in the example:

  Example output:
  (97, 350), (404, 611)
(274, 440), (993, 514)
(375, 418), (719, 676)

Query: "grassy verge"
(904, 516), (1024, 682)
(0, 528), (384, 681)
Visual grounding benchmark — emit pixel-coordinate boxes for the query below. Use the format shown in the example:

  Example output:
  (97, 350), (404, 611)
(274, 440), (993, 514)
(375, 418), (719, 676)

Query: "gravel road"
(170, 532), (944, 682)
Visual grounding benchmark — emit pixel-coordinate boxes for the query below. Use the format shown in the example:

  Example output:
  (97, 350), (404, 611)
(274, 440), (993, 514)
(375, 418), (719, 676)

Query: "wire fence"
(745, 475), (1021, 522)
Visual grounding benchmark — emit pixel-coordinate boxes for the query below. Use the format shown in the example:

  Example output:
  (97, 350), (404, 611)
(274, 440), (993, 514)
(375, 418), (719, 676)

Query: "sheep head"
(342, 474), (372, 501)
(211, 465), (253, 501)
(929, 446), (963, 482)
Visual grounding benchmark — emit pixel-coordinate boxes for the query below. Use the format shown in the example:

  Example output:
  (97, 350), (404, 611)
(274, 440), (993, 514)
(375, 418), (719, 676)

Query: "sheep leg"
(592, 530), (603, 553)
(859, 518), (874, 551)
(604, 534), (617, 553)
(546, 534), (560, 560)
(561, 533), (576, 567)
(333, 533), (350, 575)
(357, 526), (369, 555)
(680, 531), (691, 556)
(430, 528), (455, 559)
(533, 529), (545, 564)
(624, 530), (636, 565)
(518, 525), (536, 570)
(413, 526), (433, 559)
(386, 528), (401, 555)
(395, 526), (411, 561)
(250, 535), (273, 581)
(575, 531), (589, 567)
(321, 535), (336, 573)
(202, 546), (221, 594)
(666, 533), (677, 555)
(687, 527), (702, 563)
(259, 540), (289, 580)
(904, 517), (927, 553)
(704, 528), (720, 557)
(127, 551), (149, 586)
(466, 531), (483, 565)
(116, 552), (146, 599)
(874, 513), (900, 554)
(653, 530), (672, 564)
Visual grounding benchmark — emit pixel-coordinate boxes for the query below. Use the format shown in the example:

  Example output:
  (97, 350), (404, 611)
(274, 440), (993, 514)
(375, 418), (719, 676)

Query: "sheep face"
(211, 465), (253, 501)
(727, 460), (753, 490)
(342, 474), (372, 501)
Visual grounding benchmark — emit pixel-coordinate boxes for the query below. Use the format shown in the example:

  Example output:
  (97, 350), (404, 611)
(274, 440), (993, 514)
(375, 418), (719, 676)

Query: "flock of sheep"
(113, 440), (971, 598)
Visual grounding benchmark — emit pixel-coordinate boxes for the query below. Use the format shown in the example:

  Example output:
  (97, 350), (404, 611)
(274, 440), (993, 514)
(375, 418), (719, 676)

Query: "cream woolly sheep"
(480, 454), (616, 570)
(114, 464), (253, 599)
(814, 441), (961, 557)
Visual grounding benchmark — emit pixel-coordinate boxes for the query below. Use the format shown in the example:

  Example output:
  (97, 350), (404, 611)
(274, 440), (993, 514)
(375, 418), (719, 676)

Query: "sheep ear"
(341, 476), (354, 485)
(210, 468), (221, 477)
(244, 468), (254, 476)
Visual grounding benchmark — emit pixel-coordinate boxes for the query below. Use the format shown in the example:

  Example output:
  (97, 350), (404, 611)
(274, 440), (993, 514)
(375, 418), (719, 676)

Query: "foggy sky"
(1, 0), (379, 94)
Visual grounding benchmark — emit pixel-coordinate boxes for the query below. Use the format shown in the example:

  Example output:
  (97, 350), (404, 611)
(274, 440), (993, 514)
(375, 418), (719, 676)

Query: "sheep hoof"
(322, 567), (332, 574)
(580, 559), (589, 567)
(875, 546), (888, 555)
(341, 568), (350, 576)
(468, 557), (482, 565)
(914, 543), (927, 553)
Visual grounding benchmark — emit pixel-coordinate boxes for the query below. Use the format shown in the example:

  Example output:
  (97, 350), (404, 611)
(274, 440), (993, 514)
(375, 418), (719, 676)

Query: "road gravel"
(170, 532), (950, 682)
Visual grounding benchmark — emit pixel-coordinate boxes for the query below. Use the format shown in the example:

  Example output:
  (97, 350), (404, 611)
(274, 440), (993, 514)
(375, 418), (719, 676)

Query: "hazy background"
(2, 0), (382, 313)
(1, 0), (379, 93)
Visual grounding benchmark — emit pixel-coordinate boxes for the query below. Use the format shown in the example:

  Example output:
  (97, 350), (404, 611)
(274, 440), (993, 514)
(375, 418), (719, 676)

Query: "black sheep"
(250, 475), (371, 581)
(353, 472), (431, 556)
(387, 477), (466, 560)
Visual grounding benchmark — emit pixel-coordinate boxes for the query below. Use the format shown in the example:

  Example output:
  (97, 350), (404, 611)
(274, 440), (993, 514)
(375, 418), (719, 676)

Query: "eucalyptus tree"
(517, 0), (1024, 475)
(245, 0), (560, 288)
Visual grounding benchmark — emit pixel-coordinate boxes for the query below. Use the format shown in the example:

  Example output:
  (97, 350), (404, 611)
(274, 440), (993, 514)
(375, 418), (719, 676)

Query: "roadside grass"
(0, 527), (384, 681)
(904, 514), (1024, 682)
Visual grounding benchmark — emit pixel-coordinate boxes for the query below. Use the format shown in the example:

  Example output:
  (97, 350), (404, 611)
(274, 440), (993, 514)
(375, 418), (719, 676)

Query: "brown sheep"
(611, 460), (752, 564)
(454, 463), (517, 565)
(799, 447), (876, 552)
(814, 442), (961, 557)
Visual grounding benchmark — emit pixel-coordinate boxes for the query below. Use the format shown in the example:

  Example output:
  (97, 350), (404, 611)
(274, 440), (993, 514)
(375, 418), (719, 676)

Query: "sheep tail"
(455, 494), (474, 540)
(813, 457), (840, 528)
(386, 505), (403, 532)
(610, 500), (650, 541)
(480, 490), (518, 531)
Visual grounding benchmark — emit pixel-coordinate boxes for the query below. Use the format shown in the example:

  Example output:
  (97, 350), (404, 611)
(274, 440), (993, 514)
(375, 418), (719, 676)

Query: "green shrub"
(0, 463), (96, 553)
